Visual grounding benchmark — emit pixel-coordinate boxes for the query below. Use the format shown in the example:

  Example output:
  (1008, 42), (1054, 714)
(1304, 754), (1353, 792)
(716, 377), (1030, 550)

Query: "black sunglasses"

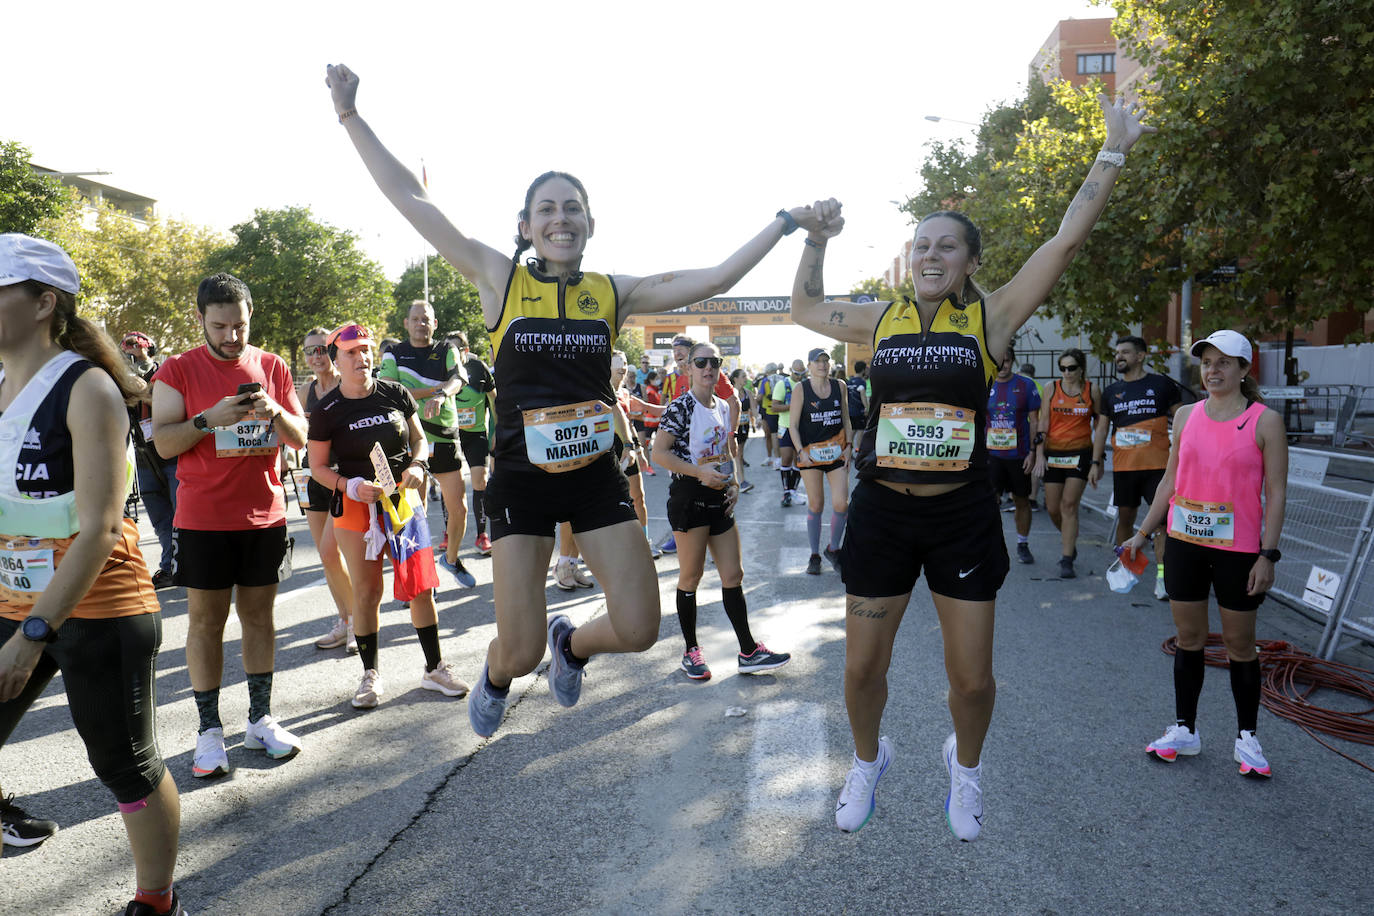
(303, 345), (328, 357)
(1059, 363), (1081, 372)
(693, 356), (722, 369)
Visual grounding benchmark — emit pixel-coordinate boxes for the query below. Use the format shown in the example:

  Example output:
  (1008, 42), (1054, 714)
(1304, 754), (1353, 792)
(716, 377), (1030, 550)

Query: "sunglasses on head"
(1060, 363), (1081, 372)
(693, 356), (722, 369)
(303, 345), (328, 357)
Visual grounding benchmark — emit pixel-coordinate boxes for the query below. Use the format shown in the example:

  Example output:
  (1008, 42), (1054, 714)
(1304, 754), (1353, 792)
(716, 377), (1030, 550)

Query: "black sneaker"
(781, 491), (794, 508)
(1, 794), (58, 847)
(739, 643), (791, 674)
(151, 568), (175, 590)
(806, 554), (822, 575)
(124, 891), (187, 915)
(1058, 556), (1076, 579)
(1016, 542), (1034, 564)
(823, 546), (842, 573)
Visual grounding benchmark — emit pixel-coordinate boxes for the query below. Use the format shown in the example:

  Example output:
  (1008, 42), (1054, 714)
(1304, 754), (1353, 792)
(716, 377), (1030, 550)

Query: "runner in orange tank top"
(1033, 348), (1101, 578)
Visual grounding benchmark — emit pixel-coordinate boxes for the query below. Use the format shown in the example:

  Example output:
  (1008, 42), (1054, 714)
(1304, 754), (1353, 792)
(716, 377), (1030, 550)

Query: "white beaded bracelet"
(1096, 149), (1126, 168)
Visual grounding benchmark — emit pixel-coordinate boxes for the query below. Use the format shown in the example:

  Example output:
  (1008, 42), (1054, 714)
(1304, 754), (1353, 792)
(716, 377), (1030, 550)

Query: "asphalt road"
(4, 442), (1371, 915)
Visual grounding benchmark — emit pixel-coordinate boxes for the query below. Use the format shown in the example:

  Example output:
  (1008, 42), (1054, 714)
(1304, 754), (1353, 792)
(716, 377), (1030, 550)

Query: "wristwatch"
(192, 412), (210, 431)
(21, 616), (58, 643)
(1258, 548), (1281, 563)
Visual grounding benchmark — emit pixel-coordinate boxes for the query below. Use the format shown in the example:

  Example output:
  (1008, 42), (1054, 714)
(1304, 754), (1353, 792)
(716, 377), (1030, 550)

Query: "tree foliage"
(390, 254), (486, 356)
(205, 207), (392, 371)
(615, 326), (645, 366)
(0, 140), (76, 234)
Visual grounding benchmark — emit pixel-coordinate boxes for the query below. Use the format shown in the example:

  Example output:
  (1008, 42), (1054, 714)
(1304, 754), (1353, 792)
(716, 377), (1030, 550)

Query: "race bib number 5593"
(875, 402), (975, 472)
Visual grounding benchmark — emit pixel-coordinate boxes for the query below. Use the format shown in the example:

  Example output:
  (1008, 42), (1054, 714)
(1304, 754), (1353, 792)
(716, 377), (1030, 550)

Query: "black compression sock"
(355, 632), (379, 671)
(194, 688), (222, 734)
(677, 588), (699, 649)
(559, 627), (588, 669)
(1173, 647), (1206, 732)
(1230, 657), (1262, 735)
(415, 623), (442, 671)
(722, 585), (756, 655)
(472, 489), (486, 535)
(246, 672), (272, 723)
(485, 667), (509, 698)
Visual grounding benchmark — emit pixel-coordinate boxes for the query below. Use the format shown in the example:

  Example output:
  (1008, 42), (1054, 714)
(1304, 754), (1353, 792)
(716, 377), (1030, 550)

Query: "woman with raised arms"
(325, 63), (824, 738)
(790, 96), (1154, 839)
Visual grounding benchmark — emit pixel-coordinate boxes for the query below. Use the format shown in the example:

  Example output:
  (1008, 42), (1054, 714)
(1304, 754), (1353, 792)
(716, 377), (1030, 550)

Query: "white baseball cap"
(1190, 329), (1252, 363)
(0, 233), (80, 295)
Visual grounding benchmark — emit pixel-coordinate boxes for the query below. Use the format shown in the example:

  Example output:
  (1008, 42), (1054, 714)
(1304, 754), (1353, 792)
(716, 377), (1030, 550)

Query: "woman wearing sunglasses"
(652, 343), (790, 680)
(296, 327), (357, 655)
(326, 64), (822, 737)
(789, 347), (853, 576)
(306, 324), (469, 709)
(1033, 348), (1101, 579)
(789, 96), (1154, 839)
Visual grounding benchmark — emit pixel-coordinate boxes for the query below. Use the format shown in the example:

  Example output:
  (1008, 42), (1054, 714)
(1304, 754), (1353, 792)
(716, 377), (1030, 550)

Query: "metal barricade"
(1262, 385), (1368, 448)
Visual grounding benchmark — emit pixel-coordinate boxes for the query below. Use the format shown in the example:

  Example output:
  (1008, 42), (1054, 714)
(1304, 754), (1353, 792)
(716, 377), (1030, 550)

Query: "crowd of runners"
(0, 69), (1296, 914)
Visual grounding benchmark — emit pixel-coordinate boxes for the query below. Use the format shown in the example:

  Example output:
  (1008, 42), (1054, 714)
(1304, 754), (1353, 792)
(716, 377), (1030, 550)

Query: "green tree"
(390, 254), (486, 356)
(41, 197), (224, 354)
(0, 140), (76, 234)
(614, 326), (645, 366)
(205, 207), (393, 371)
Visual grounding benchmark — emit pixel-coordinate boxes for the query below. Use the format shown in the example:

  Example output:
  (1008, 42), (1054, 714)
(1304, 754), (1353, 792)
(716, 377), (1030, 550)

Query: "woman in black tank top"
(787, 98), (1156, 839)
(788, 349), (852, 576)
(294, 327), (356, 653)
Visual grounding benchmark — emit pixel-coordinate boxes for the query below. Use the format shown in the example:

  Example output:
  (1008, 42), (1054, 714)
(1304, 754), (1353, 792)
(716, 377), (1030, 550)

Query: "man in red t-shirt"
(151, 273), (308, 779)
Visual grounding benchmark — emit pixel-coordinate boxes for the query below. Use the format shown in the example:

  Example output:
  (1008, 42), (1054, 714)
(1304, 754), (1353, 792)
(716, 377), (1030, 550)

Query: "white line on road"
(274, 576), (328, 603)
(746, 700), (829, 818)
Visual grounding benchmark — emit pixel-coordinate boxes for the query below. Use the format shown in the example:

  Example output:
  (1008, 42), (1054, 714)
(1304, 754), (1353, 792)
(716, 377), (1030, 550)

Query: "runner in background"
(773, 359), (803, 506)
(447, 331), (497, 556)
(986, 345), (1041, 564)
(846, 360), (869, 454)
(790, 347), (851, 575)
(1123, 330), (1286, 777)
(614, 352), (663, 556)
(757, 363), (781, 468)
(731, 368), (756, 493)
(1034, 348), (1100, 579)
(1092, 335), (1183, 600)
(296, 327), (357, 654)
(122, 332), (178, 590)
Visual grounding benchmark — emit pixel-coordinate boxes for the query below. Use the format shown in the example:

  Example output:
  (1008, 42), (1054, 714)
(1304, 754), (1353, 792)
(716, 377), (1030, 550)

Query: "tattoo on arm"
(828, 310), (846, 327)
(847, 599), (889, 620)
(646, 272), (677, 289)
(1066, 181), (1100, 221)
(803, 259), (824, 298)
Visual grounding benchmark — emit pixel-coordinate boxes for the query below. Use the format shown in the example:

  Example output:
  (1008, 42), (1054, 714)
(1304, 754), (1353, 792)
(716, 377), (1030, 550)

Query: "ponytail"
(35, 280), (145, 406)
(1238, 358), (1262, 403)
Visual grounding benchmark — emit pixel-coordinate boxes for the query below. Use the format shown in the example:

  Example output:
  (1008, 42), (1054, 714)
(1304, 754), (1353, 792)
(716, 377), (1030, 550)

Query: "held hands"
(1098, 93), (1156, 153)
(325, 63), (360, 117)
(795, 199), (845, 239)
(1247, 556), (1276, 597)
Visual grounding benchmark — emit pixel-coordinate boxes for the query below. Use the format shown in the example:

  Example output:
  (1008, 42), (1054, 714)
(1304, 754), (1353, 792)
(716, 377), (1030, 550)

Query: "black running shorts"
(840, 479), (1009, 601)
(1163, 535), (1265, 611)
(172, 525), (289, 589)
(667, 481), (735, 536)
(1042, 447), (1092, 484)
(988, 456), (1032, 498)
(485, 456), (637, 541)
(458, 430), (490, 468)
(430, 440), (463, 475)
(1113, 467), (1166, 508)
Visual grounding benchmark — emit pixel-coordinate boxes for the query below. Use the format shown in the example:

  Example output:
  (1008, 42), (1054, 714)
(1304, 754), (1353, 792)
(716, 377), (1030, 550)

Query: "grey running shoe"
(468, 662), (508, 738)
(738, 643), (790, 674)
(1016, 542), (1034, 564)
(546, 614), (585, 707)
(1058, 556), (1076, 579)
(806, 554), (822, 575)
(823, 546), (842, 573)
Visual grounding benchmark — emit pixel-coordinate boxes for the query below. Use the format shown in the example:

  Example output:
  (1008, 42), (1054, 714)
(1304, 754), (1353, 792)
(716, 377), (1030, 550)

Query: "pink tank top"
(1169, 399), (1266, 553)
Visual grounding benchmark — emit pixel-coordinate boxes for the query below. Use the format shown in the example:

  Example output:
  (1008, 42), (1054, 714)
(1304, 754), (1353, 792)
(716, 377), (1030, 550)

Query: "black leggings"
(0, 613), (166, 804)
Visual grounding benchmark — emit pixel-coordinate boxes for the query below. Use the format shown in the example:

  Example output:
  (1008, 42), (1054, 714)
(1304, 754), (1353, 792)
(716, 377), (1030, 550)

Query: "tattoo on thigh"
(848, 600), (888, 619)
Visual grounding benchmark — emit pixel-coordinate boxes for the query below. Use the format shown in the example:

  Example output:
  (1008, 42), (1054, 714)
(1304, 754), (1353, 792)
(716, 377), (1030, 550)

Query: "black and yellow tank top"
(855, 296), (998, 484)
(489, 261), (620, 473)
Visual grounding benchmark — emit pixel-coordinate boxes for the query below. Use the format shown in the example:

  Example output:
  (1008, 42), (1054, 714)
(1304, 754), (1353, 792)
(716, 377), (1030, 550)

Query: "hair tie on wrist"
(804, 237), (825, 249)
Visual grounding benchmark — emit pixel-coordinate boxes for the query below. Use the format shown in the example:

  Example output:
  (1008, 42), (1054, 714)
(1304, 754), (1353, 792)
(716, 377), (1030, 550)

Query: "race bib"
(454, 406), (477, 428)
(987, 427), (1017, 451)
(1047, 454), (1080, 469)
(523, 400), (614, 473)
(798, 430), (846, 467)
(0, 542), (56, 600)
(875, 402), (974, 471)
(139, 418), (154, 441)
(1170, 497), (1235, 547)
(1115, 426), (1151, 449)
(214, 418), (279, 458)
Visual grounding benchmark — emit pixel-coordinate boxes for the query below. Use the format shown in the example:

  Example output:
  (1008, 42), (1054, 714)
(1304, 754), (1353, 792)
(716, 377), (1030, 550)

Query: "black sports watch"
(21, 616), (58, 643)
(1258, 548), (1281, 563)
(192, 412), (210, 431)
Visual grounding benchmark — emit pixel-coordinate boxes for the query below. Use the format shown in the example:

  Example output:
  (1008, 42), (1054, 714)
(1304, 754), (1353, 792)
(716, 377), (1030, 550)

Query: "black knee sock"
(484, 666), (509, 698)
(778, 468), (789, 491)
(194, 687), (222, 734)
(246, 672), (272, 723)
(1229, 657), (1262, 735)
(722, 585), (756, 655)
(356, 632), (379, 671)
(677, 588), (699, 649)
(415, 624), (442, 672)
(472, 489), (486, 535)
(1173, 648), (1206, 732)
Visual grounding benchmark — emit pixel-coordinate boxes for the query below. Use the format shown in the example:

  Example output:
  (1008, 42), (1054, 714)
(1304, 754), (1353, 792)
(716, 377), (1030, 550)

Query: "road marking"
(784, 514), (806, 532)
(274, 577), (328, 604)
(746, 700), (828, 818)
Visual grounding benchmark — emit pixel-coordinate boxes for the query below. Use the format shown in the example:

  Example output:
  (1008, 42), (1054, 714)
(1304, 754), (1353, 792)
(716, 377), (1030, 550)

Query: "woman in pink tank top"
(1123, 330), (1287, 779)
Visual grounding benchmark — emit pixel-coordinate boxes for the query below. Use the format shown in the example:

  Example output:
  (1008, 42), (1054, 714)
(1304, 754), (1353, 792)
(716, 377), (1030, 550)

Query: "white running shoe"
(345, 623), (358, 655)
(1155, 576), (1169, 601)
(572, 560), (595, 588)
(554, 557), (578, 591)
(352, 669), (382, 708)
(943, 733), (984, 841)
(1234, 730), (1272, 778)
(421, 661), (469, 697)
(243, 714), (302, 760)
(315, 618), (349, 650)
(191, 727), (229, 778)
(1146, 723), (1201, 762)
(835, 736), (892, 833)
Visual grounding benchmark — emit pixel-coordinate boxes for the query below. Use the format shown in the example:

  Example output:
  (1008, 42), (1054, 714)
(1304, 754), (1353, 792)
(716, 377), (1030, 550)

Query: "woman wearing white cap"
(789, 346), (852, 576)
(1123, 329), (1287, 778)
(0, 234), (185, 915)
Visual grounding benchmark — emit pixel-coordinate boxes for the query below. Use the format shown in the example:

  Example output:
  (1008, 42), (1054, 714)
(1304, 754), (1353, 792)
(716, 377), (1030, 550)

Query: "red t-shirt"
(154, 345), (303, 530)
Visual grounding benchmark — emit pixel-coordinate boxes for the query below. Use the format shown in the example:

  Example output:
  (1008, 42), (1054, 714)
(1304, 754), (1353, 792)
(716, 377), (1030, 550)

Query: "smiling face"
(303, 332), (331, 375)
(911, 215), (979, 303)
(1114, 341), (1145, 376)
(1199, 346), (1245, 396)
(200, 300), (251, 361)
(521, 175), (593, 264)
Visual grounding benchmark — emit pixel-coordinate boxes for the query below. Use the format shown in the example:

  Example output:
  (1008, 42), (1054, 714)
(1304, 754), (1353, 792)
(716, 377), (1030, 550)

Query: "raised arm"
(325, 64), (510, 311)
(617, 204), (823, 321)
(790, 200), (885, 344)
(984, 95), (1156, 352)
